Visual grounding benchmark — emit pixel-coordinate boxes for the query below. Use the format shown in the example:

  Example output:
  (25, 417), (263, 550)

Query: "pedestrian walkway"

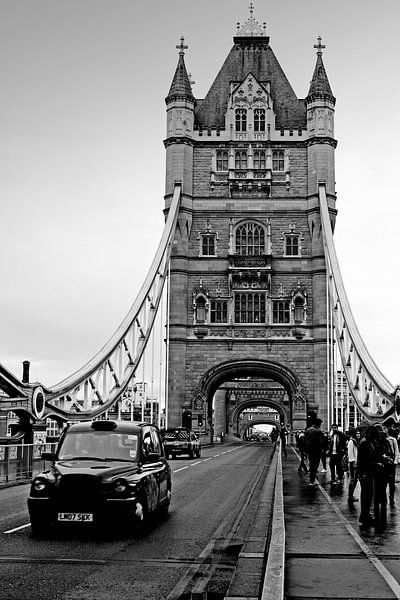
(283, 445), (400, 599)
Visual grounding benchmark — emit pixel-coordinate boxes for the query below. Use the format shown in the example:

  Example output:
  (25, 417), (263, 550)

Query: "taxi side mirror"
(147, 452), (161, 463)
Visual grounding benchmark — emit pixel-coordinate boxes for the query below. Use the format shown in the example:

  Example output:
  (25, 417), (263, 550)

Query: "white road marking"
(4, 445), (250, 534)
(4, 523), (31, 534)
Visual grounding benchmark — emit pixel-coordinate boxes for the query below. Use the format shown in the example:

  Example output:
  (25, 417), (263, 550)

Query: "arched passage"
(196, 359), (308, 436)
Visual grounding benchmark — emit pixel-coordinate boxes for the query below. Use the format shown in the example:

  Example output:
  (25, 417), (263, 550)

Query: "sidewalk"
(283, 445), (400, 599)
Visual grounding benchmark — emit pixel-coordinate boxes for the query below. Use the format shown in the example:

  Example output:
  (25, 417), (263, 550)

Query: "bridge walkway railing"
(0, 442), (57, 486)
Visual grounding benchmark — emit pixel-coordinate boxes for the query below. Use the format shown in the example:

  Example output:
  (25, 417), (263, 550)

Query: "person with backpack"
(304, 418), (324, 486)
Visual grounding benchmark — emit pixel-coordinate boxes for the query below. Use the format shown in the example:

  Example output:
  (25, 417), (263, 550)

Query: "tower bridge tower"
(164, 8), (336, 433)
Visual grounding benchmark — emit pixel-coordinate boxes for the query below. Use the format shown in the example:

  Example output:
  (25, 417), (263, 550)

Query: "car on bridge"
(27, 420), (171, 535)
(163, 427), (201, 459)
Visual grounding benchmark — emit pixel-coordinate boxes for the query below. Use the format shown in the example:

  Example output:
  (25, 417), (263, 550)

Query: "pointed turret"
(165, 37), (195, 197)
(166, 37), (194, 103)
(306, 36), (336, 197)
(307, 37), (335, 103)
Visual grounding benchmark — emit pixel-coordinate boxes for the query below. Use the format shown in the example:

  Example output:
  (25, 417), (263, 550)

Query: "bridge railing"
(0, 443), (57, 486)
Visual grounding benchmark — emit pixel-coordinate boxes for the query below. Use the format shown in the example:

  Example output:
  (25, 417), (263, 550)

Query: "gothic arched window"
(216, 150), (228, 171)
(235, 222), (265, 255)
(254, 108), (266, 132)
(235, 150), (247, 170)
(272, 150), (285, 171)
(235, 108), (247, 132)
(254, 150), (266, 170)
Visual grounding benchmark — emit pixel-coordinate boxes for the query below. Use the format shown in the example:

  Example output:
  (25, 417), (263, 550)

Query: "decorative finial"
(313, 36), (326, 55)
(176, 36), (188, 56)
(249, 2), (254, 17)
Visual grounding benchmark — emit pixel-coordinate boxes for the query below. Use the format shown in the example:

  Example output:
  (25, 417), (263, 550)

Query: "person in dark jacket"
(373, 424), (394, 529)
(327, 423), (347, 484)
(304, 418), (324, 486)
(357, 425), (380, 527)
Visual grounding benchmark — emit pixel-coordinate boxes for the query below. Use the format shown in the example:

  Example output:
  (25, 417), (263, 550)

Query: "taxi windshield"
(58, 431), (138, 462)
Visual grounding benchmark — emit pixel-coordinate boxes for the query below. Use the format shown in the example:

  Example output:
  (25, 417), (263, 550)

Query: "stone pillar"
(213, 389), (227, 437)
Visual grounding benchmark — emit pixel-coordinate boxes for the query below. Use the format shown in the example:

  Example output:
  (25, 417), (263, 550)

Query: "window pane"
(272, 150), (285, 171)
(235, 222), (265, 255)
(235, 109), (247, 132)
(286, 235), (299, 256)
(216, 151), (228, 171)
(273, 301), (290, 323)
(234, 293), (266, 323)
(202, 235), (216, 255)
(254, 109), (266, 132)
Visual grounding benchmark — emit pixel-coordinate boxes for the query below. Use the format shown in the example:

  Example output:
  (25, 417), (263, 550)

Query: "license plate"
(58, 512), (93, 523)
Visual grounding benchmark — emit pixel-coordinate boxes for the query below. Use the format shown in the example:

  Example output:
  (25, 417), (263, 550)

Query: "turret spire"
(307, 35), (335, 102)
(166, 36), (194, 102)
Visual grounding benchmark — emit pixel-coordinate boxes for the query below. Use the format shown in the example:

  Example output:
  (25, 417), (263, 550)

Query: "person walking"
(372, 424), (394, 530)
(296, 430), (309, 473)
(357, 425), (380, 528)
(304, 418), (324, 486)
(386, 426), (399, 506)
(327, 423), (347, 484)
(347, 428), (361, 503)
(320, 429), (329, 473)
(280, 425), (288, 458)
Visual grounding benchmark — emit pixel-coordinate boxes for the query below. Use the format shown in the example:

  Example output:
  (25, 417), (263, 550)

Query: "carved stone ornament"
(293, 386), (306, 412)
(192, 394), (205, 412)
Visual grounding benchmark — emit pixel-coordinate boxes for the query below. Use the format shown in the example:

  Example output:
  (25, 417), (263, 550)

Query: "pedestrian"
(357, 425), (380, 528)
(320, 429), (329, 473)
(386, 426), (399, 506)
(372, 424), (394, 530)
(280, 425), (288, 457)
(304, 417), (324, 486)
(296, 430), (309, 473)
(347, 428), (361, 503)
(327, 423), (347, 484)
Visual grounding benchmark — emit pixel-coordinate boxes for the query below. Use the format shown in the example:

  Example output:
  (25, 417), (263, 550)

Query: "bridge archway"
(233, 402), (283, 439)
(239, 417), (281, 440)
(195, 359), (307, 436)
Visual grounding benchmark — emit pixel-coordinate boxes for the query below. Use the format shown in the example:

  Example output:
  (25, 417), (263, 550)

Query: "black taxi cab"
(163, 427), (201, 459)
(27, 420), (171, 535)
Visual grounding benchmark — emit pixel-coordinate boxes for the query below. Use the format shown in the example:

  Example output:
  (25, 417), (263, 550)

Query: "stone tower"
(164, 8), (336, 434)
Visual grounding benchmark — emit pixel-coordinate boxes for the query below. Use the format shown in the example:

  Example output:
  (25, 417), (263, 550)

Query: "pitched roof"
(194, 38), (306, 130)
(307, 53), (335, 102)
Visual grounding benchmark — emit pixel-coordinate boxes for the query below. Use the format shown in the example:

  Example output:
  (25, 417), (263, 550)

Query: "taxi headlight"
(114, 479), (129, 494)
(32, 478), (47, 492)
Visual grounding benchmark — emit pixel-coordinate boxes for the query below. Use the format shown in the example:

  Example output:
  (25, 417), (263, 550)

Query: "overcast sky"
(0, 0), (399, 389)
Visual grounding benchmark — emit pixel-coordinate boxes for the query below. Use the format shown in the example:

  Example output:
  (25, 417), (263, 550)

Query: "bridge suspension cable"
(319, 183), (396, 424)
(43, 183), (182, 420)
